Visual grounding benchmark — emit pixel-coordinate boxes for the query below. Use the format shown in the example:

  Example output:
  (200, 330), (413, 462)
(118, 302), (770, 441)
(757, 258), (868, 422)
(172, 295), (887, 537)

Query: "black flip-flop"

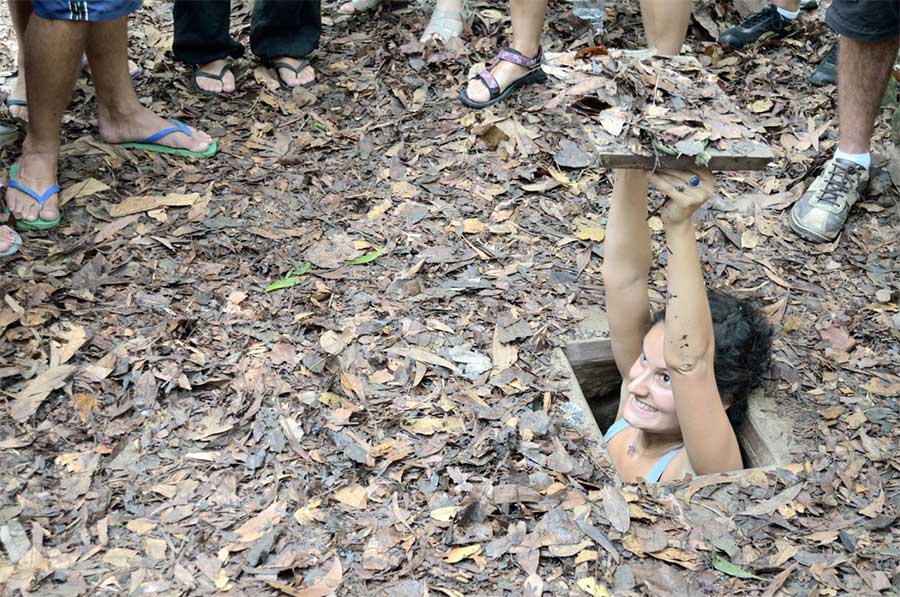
(272, 60), (316, 90)
(459, 47), (547, 110)
(192, 62), (234, 96)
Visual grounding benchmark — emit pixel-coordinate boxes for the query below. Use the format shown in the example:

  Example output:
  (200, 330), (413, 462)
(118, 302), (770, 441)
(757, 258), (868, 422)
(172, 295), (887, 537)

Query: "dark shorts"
(826, 0), (900, 42)
(32, 0), (142, 22)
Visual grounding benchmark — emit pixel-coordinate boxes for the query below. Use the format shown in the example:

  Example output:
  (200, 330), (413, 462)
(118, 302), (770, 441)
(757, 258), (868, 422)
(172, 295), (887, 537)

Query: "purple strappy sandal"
(460, 47), (547, 109)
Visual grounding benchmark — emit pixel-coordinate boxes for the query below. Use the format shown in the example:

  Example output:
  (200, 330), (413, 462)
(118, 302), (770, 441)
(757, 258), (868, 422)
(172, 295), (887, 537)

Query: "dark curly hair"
(651, 291), (773, 429)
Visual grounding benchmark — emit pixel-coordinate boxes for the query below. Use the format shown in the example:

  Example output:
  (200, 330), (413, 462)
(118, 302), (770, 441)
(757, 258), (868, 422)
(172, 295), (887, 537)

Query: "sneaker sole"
(789, 208), (837, 243)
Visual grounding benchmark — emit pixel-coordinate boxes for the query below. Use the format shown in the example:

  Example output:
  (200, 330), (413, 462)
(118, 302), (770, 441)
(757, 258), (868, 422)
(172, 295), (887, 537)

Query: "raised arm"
(651, 170), (742, 474)
(603, 170), (653, 382)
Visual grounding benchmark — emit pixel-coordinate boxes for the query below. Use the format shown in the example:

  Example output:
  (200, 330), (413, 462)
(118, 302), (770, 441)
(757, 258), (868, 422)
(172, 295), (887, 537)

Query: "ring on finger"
(689, 175), (701, 187)
(676, 184), (685, 192)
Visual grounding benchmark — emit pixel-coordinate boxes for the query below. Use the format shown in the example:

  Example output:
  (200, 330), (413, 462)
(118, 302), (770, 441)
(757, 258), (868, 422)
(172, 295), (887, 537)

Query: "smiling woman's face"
(623, 323), (681, 435)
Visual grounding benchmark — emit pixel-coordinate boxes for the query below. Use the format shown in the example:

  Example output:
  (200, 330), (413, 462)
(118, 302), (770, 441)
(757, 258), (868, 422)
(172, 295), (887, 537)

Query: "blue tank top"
(603, 419), (683, 484)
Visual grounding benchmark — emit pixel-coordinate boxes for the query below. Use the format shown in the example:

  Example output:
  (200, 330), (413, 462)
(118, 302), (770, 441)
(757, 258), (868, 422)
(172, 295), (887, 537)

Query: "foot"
(82, 58), (144, 80)
(5, 151), (60, 224)
(6, 75), (28, 121)
(0, 225), (21, 256)
(273, 57), (315, 87)
(97, 106), (213, 154)
(421, 0), (465, 43)
(194, 59), (236, 94)
(338, 0), (382, 15)
(465, 47), (538, 104)
(809, 41), (838, 86)
(790, 158), (869, 242)
(719, 5), (794, 49)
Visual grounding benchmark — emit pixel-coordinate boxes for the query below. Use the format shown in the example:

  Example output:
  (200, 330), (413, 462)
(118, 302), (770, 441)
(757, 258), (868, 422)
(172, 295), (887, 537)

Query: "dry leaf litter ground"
(1, 0), (898, 595)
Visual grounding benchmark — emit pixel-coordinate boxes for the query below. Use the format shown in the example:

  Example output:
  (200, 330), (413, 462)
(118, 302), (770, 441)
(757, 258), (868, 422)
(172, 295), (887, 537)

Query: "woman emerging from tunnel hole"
(601, 168), (773, 484)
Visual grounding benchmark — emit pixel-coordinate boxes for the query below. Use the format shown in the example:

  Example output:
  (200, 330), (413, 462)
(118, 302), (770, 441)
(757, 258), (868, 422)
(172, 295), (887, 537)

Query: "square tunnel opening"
(562, 339), (794, 469)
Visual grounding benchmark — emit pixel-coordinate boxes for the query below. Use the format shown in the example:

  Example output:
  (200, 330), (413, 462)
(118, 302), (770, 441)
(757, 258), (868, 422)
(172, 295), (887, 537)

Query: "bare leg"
(837, 35), (900, 154)
(773, 0), (801, 11)
(464, 0), (549, 103)
(4, 16), (85, 223)
(6, 0), (32, 121)
(639, 0), (691, 56)
(86, 18), (212, 152)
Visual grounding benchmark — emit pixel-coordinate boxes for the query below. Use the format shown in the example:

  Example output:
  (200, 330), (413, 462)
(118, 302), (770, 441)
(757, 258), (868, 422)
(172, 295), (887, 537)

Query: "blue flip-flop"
(0, 226), (22, 258)
(118, 119), (217, 159)
(4, 163), (61, 231)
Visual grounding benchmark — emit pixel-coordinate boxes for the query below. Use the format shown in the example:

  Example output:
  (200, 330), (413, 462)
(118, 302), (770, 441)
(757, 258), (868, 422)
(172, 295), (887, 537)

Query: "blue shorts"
(32, 0), (142, 22)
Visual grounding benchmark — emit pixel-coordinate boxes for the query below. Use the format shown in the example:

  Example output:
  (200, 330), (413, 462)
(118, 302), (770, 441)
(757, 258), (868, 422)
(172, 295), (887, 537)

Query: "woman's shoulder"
(658, 449), (694, 483)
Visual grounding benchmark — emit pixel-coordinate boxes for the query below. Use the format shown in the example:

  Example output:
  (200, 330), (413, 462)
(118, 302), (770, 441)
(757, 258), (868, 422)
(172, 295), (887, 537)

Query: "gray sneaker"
(790, 157), (869, 242)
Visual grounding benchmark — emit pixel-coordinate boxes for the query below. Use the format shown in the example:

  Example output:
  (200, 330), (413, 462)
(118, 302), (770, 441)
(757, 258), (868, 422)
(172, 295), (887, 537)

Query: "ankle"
(510, 40), (541, 59)
(834, 148), (871, 170)
(96, 101), (142, 125)
(19, 145), (59, 169)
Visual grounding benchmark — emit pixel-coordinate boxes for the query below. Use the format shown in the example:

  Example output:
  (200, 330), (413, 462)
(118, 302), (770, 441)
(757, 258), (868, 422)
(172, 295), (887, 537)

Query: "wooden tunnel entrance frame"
(555, 338), (796, 472)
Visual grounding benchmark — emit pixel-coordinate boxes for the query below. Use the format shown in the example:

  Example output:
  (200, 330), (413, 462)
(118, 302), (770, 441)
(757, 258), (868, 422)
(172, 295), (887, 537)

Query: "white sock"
(834, 149), (871, 170)
(776, 6), (800, 20)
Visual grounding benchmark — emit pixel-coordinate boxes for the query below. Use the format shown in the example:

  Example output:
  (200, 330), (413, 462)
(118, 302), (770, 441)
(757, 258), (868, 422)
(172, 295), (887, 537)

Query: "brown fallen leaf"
(446, 544), (481, 564)
(227, 500), (286, 551)
(50, 324), (88, 366)
(108, 192), (200, 217)
(740, 484), (803, 517)
(10, 365), (78, 422)
(95, 214), (141, 244)
(267, 557), (343, 597)
(334, 485), (367, 509)
(59, 178), (110, 206)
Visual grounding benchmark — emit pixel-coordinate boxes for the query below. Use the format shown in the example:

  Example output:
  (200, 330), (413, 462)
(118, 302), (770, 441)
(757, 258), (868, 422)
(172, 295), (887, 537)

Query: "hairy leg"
(86, 17), (211, 152)
(5, 16), (85, 223)
(837, 35), (900, 154)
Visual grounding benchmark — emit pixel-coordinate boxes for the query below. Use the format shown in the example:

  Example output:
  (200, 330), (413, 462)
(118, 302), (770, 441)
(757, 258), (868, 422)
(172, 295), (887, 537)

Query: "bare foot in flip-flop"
(5, 74), (28, 122)
(5, 152), (60, 225)
(97, 105), (212, 154)
(273, 57), (315, 88)
(194, 59), (236, 94)
(0, 225), (22, 257)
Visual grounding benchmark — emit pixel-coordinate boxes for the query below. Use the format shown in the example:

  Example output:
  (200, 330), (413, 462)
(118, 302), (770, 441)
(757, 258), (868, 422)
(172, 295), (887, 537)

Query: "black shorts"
(826, 0), (900, 42)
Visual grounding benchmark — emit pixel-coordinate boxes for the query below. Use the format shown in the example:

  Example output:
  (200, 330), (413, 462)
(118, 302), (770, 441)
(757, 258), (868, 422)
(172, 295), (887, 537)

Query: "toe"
(39, 201), (59, 222)
(298, 66), (315, 85)
(197, 77), (224, 94)
(186, 127), (212, 151)
(466, 79), (488, 103)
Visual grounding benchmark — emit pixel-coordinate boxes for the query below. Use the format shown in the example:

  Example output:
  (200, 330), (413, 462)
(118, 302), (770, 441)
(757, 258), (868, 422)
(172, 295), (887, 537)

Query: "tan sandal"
(420, 7), (467, 43)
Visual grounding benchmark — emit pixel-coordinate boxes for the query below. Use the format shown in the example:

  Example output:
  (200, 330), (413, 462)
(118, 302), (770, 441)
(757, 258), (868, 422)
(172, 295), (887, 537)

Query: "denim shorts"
(32, 0), (142, 22)
(826, 0), (900, 42)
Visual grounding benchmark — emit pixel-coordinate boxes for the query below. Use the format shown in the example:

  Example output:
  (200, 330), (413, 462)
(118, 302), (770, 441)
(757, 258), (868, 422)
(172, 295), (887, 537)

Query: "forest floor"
(1, 0), (898, 595)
